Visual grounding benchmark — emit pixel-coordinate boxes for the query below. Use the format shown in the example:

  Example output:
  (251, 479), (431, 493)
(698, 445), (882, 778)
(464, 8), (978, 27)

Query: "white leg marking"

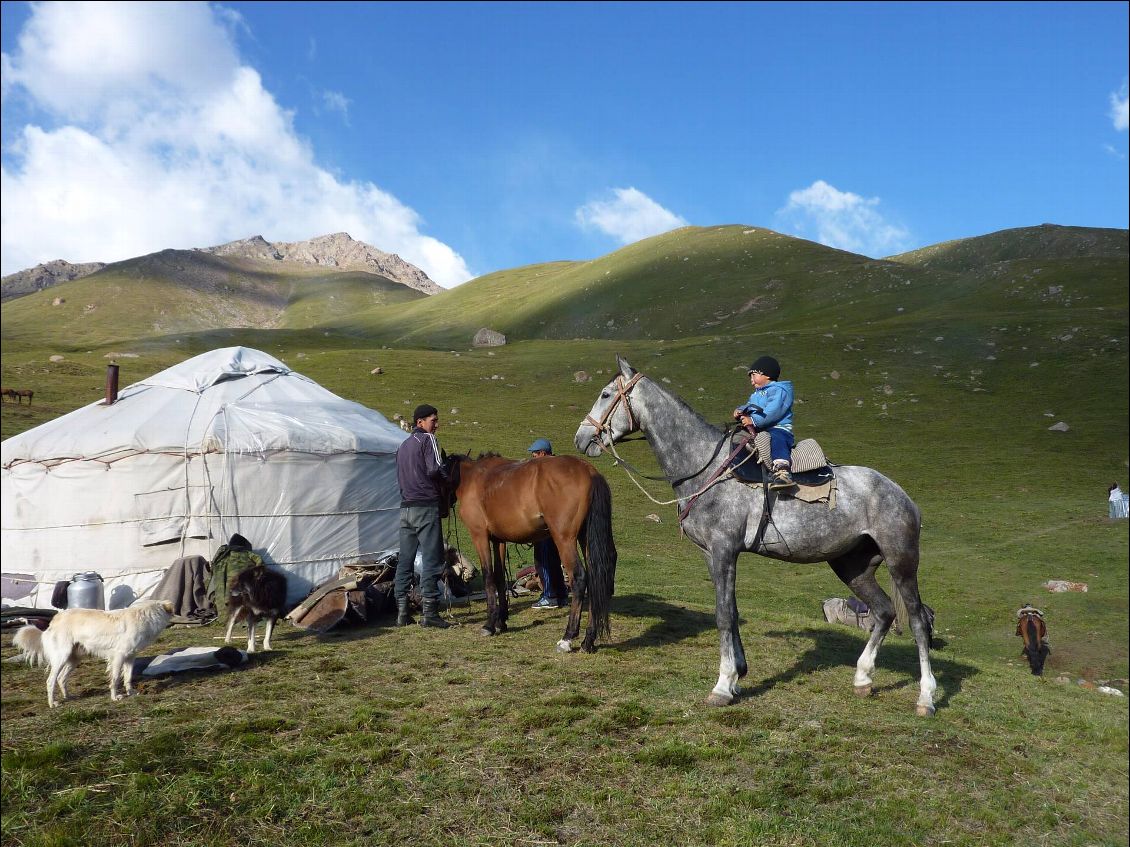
(916, 649), (938, 716)
(853, 639), (880, 689)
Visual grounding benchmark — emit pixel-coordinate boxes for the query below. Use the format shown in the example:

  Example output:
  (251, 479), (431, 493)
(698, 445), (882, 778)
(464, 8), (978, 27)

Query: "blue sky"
(2, 1), (1127, 286)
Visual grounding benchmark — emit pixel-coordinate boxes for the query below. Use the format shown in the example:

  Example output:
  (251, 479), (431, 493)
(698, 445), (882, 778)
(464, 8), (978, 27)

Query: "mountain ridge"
(196, 232), (442, 295)
(0, 259), (108, 303)
(0, 232), (441, 302)
(1, 222), (1124, 350)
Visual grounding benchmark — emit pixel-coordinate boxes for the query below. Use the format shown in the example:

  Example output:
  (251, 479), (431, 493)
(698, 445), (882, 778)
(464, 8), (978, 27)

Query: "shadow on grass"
(607, 593), (717, 649)
(748, 627), (975, 710)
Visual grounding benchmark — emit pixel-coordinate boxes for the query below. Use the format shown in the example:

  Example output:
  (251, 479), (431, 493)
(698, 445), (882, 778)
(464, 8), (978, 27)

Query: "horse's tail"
(1022, 617), (1046, 676)
(583, 473), (617, 640)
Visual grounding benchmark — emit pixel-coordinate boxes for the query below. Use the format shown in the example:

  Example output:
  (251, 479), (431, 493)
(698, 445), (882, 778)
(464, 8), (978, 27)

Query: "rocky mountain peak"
(197, 233), (442, 295)
(1, 258), (108, 303)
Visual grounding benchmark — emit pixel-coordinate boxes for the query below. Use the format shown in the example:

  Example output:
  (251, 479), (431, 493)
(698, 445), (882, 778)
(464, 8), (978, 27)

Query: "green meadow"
(2, 225), (1127, 846)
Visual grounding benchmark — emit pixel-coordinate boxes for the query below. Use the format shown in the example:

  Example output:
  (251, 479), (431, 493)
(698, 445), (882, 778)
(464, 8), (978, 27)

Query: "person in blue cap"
(527, 438), (570, 609)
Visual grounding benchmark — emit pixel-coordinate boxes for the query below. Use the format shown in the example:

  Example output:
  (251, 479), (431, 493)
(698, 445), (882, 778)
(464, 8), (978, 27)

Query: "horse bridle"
(583, 371), (746, 489)
(583, 373), (645, 446)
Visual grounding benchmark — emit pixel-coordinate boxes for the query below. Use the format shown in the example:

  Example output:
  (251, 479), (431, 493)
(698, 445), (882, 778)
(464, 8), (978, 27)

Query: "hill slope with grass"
(888, 223), (1128, 273)
(324, 224), (1128, 350)
(0, 248), (427, 348)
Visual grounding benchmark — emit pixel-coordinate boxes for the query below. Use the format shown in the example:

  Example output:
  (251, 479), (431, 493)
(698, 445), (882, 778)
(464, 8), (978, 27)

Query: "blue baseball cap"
(527, 438), (553, 453)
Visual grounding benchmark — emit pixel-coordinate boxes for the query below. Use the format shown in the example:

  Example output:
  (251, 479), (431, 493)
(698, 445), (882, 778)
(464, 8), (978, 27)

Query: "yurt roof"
(1, 347), (406, 468)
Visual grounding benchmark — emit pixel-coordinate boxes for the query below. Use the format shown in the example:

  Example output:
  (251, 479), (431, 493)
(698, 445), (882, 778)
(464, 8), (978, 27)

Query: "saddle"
(730, 433), (836, 503)
(1015, 605), (1048, 640)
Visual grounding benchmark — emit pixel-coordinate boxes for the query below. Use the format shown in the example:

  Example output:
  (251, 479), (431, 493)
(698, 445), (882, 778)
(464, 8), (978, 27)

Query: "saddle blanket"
(731, 454), (837, 506)
(751, 433), (828, 473)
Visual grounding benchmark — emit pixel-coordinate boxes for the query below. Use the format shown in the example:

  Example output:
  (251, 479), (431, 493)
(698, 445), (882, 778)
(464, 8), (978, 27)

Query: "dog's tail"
(12, 625), (47, 667)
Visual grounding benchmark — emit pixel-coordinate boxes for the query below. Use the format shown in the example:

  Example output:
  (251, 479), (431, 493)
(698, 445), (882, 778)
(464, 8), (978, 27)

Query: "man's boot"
(396, 597), (415, 627)
(419, 599), (450, 629)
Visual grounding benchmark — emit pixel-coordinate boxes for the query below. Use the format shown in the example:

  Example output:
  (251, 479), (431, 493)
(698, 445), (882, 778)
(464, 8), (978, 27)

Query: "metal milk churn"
(67, 572), (105, 610)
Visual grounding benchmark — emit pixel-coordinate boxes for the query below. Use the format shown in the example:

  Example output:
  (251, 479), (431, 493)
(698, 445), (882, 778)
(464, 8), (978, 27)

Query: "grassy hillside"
(0, 249), (424, 348)
(1, 224), (1127, 846)
(327, 226), (964, 347)
(889, 223), (1128, 273)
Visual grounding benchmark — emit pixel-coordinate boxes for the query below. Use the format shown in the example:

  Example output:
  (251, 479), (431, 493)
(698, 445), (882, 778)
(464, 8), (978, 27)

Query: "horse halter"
(584, 373), (645, 445)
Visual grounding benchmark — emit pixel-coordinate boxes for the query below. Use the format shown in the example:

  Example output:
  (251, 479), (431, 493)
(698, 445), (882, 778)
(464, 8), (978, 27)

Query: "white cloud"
(774, 180), (911, 258)
(1110, 78), (1129, 132)
(575, 187), (688, 245)
(0, 2), (471, 286)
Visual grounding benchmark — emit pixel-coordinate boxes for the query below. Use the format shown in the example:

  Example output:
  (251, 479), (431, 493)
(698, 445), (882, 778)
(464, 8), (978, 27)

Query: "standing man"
(527, 438), (570, 609)
(394, 404), (450, 628)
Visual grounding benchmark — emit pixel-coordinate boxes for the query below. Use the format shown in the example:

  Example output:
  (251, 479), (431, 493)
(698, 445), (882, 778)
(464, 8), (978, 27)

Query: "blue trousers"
(534, 538), (568, 600)
(395, 504), (445, 602)
(769, 428), (795, 465)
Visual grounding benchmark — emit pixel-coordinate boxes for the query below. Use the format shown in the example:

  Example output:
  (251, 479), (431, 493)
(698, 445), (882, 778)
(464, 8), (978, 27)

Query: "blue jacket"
(740, 380), (794, 433)
(396, 429), (447, 506)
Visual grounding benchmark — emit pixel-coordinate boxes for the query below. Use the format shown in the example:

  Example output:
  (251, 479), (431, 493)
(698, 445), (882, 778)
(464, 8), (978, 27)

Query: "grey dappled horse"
(574, 356), (937, 717)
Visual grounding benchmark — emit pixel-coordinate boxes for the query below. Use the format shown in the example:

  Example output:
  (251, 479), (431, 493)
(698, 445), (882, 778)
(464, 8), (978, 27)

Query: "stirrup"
(769, 470), (796, 490)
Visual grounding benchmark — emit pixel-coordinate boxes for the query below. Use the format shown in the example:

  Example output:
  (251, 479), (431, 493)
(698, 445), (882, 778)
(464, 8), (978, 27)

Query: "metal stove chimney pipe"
(105, 363), (119, 405)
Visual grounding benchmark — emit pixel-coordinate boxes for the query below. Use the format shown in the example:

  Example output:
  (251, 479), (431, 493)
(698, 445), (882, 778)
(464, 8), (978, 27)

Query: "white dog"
(13, 599), (175, 708)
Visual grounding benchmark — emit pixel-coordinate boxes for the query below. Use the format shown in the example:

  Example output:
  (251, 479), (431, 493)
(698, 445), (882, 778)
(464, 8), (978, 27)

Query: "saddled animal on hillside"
(576, 356), (938, 716)
(444, 452), (616, 653)
(1016, 605), (1050, 675)
(224, 565), (287, 653)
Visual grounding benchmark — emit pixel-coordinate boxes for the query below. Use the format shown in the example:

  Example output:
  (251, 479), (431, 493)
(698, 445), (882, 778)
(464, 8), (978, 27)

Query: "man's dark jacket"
(396, 428), (447, 506)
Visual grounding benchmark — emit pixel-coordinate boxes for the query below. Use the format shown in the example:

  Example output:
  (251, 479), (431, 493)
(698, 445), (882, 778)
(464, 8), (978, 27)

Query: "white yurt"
(1, 347), (407, 608)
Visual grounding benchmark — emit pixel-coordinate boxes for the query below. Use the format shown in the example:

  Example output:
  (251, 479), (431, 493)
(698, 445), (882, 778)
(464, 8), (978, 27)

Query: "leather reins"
(582, 371), (761, 520)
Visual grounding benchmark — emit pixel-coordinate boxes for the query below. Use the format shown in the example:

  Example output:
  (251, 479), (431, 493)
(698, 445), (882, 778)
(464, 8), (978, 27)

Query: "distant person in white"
(1109, 483), (1128, 519)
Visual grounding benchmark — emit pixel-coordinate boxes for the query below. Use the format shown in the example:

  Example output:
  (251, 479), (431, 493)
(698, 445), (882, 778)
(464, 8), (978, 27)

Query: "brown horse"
(1016, 605), (1049, 675)
(445, 453), (617, 652)
(14, 389), (33, 405)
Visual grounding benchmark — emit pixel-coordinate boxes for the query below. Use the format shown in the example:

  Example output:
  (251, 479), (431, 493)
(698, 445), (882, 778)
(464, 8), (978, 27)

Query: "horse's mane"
(642, 373), (727, 434)
(446, 450), (501, 464)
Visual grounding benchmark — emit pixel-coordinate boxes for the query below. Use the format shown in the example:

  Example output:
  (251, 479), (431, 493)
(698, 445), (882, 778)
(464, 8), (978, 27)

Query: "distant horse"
(445, 452), (617, 652)
(1016, 605), (1049, 675)
(575, 357), (937, 716)
(0, 387), (15, 402)
(14, 389), (33, 405)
